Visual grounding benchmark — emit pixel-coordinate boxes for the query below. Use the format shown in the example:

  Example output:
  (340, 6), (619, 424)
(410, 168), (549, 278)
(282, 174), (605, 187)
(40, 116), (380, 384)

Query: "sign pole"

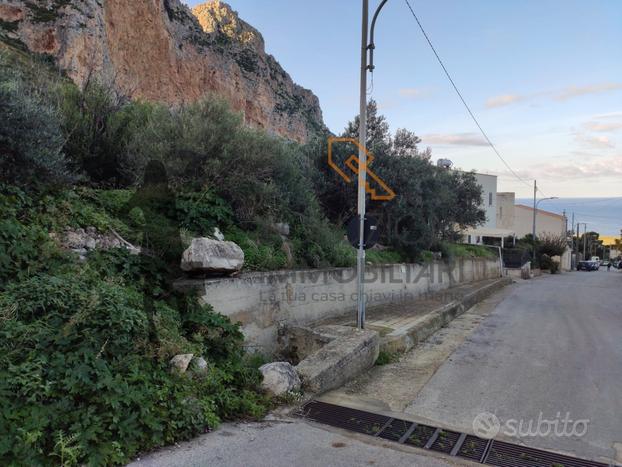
(357, 0), (369, 329)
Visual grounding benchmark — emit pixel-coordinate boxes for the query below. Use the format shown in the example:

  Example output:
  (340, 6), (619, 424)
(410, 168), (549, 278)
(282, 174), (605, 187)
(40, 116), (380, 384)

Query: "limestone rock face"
(259, 362), (301, 396)
(0, 0), (324, 142)
(181, 237), (244, 274)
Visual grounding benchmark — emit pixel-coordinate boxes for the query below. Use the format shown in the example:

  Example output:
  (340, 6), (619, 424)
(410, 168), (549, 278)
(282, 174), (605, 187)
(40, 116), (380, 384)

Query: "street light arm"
(535, 196), (558, 208)
(368, 0), (389, 71)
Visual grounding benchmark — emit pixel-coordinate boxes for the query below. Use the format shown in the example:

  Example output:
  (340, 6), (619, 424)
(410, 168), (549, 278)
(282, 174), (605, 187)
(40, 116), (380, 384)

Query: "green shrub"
(176, 191), (234, 236)
(56, 77), (142, 186)
(225, 227), (288, 271)
(537, 234), (567, 258)
(0, 186), (68, 288)
(539, 253), (560, 273)
(366, 249), (405, 264)
(291, 220), (356, 269)
(0, 62), (74, 189)
(375, 350), (399, 366)
(438, 242), (496, 260)
(0, 184), (268, 465)
(419, 250), (434, 263)
(0, 261), (268, 465)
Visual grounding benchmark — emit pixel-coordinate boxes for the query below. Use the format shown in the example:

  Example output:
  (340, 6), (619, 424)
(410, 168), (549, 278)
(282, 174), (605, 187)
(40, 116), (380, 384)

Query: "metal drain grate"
(300, 400), (390, 437)
(458, 435), (490, 462)
(484, 440), (609, 467)
(375, 418), (413, 442)
(404, 424), (437, 448)
(430, 428), (462, 454)
(299, 401), (612, 467)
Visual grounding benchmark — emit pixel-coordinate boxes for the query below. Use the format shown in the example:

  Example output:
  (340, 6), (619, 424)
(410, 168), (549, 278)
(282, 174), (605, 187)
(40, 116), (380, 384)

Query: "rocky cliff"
(0, 0), (324, 142)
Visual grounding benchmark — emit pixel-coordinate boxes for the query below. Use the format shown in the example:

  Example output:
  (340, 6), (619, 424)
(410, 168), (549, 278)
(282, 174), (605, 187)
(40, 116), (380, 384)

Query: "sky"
(186, 1), (622, 199)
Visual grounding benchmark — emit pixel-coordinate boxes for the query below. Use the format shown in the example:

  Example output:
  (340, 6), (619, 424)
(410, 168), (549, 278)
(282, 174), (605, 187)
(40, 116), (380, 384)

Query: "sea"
(515, 198), (622, 237)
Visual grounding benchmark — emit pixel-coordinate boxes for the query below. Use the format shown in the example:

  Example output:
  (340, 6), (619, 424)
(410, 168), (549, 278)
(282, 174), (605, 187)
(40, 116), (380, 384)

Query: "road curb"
(381, 277), (513, 354)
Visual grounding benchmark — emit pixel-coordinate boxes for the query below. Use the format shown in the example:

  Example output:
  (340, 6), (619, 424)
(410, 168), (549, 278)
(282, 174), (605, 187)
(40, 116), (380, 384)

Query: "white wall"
(496, 192), (515, 230)
(178, 259), (502, 353)
(513, 205), (565, 238)
(473, 173), (498, 229)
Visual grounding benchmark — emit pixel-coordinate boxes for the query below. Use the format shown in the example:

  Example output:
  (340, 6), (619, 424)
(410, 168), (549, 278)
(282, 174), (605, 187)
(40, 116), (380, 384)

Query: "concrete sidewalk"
(319, 277), (511, 354)
(319, 282), (515, 414)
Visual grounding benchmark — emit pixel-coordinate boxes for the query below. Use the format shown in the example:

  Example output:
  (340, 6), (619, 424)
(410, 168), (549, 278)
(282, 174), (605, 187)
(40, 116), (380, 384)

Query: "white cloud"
(422, 132), (488, 146)
(583, 113), (622, 133)
(574, 131), (615, 149)
(485, 84), (622, 109)
(584, 121), (622, 132)
(398, 88), (431, 99)
(554, 83), (622, 101)
(511, 155), (622, 181)
(485, 94), (524, 108)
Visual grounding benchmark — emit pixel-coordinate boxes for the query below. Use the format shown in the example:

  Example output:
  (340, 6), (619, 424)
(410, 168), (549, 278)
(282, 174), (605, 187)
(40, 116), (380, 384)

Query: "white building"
(496, 192), (515, 230)
(462, 172), (515, 246)
(512, 205), (566, 238)
(473, 172), (497, 228)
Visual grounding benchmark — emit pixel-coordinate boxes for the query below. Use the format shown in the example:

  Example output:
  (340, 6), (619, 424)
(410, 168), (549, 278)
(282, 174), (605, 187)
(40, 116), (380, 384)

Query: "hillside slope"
(0, 0), (324, 142)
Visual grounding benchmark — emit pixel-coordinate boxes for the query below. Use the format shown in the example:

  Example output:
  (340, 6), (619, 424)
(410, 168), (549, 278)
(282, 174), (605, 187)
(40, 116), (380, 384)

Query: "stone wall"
(178, 258), (502, 353)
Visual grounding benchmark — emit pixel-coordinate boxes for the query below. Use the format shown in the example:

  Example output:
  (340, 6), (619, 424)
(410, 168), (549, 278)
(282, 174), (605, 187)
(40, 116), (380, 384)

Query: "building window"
(489, 192), (493, 206)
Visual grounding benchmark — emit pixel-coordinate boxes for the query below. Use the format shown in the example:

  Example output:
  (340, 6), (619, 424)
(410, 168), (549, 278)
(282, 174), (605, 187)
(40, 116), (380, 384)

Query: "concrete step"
(282, 277), (512, 396)
(294, 325), (379, 395)
(380, 277), (512, 354)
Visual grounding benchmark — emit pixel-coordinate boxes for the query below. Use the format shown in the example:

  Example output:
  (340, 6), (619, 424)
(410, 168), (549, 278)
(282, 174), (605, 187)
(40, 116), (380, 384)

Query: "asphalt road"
(406, 269), (622, 464)
(129, 418), (458, 467)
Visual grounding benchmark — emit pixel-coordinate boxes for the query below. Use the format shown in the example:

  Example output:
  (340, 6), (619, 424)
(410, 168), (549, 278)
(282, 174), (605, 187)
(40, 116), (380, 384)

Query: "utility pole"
(570, 212), (575, 267)
(563, 210), (567, 237)
(355, 0), (389, 329)
(576, 222), (580, 256)
(356, 0), (369, 330)
(531, 180), (537, 262)
(571, 212), (575, 251)
(577, 222), (586, 260)
(531, 183), (558, 266)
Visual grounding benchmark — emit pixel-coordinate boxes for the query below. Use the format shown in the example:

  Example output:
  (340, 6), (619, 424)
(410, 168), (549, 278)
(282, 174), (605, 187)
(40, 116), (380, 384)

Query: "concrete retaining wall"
(505, 261), (531, 280)
(179, 258), (501, 353)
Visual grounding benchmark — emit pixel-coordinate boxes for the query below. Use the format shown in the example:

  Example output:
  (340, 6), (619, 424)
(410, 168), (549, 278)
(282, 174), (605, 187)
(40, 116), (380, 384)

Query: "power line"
(402, 0), (548, 197)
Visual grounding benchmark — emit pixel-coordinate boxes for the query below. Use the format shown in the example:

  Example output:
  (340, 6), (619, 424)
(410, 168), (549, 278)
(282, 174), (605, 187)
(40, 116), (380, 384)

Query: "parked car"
(601, 260), (610, 267)
(577, 260), (599, 271)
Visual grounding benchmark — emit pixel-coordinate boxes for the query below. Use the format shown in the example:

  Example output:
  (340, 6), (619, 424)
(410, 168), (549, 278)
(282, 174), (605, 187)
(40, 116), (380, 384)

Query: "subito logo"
(327, 137), (396, 201)
(472, 412), (501, 439)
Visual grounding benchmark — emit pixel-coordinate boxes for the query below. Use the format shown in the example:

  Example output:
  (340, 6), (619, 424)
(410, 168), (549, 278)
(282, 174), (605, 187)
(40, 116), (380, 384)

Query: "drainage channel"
(297, 400), (613, 467)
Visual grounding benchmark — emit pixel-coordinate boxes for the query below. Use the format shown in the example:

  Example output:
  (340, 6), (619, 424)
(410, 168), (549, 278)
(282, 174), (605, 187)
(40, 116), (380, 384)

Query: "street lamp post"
(531, 187), (558, 263)
(356, 0), (369, 330)
(356, 0), (389, 329)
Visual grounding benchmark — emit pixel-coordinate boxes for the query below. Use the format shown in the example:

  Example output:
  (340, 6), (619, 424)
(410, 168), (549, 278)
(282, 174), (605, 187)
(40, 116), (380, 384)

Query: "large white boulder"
(181, 238), (244, 274)
(259, 362), (301, 396)
(170, 354), (194, 374)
